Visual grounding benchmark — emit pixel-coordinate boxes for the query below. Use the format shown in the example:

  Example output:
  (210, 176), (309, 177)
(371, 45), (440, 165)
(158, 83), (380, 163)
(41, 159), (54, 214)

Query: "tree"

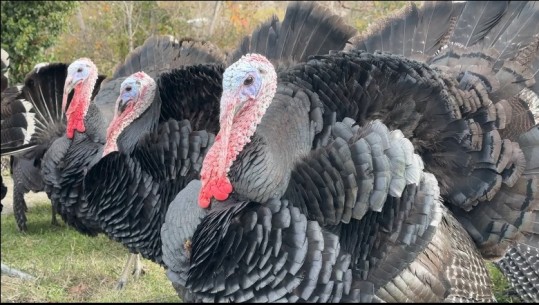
(1, 1), (78, 83)
(49, 1), (173, 78)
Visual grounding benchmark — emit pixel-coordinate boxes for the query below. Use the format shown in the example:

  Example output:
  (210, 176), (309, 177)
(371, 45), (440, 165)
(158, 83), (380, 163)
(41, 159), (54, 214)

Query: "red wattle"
(198, 176), (233, 208)
(211, 176), (233, 201)
(66, 118), (86, 139)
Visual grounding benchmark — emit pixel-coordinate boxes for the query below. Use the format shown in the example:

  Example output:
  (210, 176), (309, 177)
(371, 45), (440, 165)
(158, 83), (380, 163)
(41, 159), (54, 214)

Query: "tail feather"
(1, 86), (36, 153)
(112, 35), (226, 80)
(1, 63), (105, 156)
(227, 1), (357, 70)
(345, 1), (465, 61)
(488, 2), (539, 64)
(96, 36), (225, 125)
(449, 1), (509, 47)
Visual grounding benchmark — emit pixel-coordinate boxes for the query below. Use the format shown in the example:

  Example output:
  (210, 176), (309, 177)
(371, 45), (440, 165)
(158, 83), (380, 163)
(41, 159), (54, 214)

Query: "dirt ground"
(1, 175), (50, 216)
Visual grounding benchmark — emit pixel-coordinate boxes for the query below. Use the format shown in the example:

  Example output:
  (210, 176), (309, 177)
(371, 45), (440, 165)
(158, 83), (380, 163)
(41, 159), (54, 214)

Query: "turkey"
(1, 61), (105, 231)
(83, 0), (356, 279)
(347, 1), (539, 301)
(83, 35), (226, 289)
(1, 48), (9, 92)
(160, 0), (539, 302)
(84, 35), (226, 275)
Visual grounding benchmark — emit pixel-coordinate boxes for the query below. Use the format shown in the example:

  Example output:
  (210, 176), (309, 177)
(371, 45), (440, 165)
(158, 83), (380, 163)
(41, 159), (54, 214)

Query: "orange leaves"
(227, 2), (250, 30)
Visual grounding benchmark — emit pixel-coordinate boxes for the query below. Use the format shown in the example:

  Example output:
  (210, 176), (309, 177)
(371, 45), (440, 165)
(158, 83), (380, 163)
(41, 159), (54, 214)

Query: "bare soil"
(1, 175), (50, 216)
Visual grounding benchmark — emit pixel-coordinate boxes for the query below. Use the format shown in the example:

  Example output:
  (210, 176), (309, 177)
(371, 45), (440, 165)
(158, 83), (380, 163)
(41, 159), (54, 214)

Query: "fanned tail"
(1, 63), (105, 157)
(112, 35), (226, 79)
(94, 36), (225, 125)
(1, 63), (68, 156)
(345, 1), (465, 61)
(344, 1), (539, 261)
(227, 1), (357, 71)
(1, 85), (36, 154)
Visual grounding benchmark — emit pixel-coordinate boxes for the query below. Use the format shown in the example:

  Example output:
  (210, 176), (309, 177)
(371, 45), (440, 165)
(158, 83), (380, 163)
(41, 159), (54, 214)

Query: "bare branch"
(1, 263), (36, 281)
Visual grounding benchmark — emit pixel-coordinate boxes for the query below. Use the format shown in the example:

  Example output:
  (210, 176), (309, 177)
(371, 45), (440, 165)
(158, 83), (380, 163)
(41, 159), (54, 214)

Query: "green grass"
(0, 199), (523, 302)
(487, 262), (522, 303)
(1, 201), (179, 302)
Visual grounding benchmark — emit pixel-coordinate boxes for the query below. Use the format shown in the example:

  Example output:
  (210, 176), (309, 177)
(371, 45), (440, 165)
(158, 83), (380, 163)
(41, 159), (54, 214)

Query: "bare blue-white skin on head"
(103, 71), (156, 156)
(117, 76), (142, 113)
(65, 59), (92, 94)
(221, 59), (264, 122)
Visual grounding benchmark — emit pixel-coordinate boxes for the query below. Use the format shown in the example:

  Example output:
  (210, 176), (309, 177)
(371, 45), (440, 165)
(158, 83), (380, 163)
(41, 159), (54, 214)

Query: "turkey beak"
(117, 95), (130, 114)
(62, 76), (77, 114)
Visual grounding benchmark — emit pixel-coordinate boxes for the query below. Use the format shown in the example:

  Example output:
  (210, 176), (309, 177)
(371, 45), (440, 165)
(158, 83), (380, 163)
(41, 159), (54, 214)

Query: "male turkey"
(84, 36), (226, 274)
(1, 62), (105, 231)
(160, 0), (539, 302)
(83, 0), (356, 277)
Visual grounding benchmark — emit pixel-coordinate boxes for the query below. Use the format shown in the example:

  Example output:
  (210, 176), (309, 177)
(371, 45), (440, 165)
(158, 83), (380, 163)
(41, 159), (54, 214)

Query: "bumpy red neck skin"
(199, 55), (277, 208)
(65, 71), (97, 139)
(102, 103), (135, 156)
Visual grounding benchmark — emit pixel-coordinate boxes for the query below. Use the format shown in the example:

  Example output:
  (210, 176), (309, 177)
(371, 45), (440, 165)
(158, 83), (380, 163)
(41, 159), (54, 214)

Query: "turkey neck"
(229, 85), (314, 203)
(83, 102), (108, 144)
(116, 90), (161, 155)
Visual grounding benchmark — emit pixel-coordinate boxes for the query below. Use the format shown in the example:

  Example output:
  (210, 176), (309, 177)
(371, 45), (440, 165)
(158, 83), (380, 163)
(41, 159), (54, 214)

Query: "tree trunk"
(122, 1), (135, 52)
(207, 1), (221, 38)
(76, 6), (86, 32)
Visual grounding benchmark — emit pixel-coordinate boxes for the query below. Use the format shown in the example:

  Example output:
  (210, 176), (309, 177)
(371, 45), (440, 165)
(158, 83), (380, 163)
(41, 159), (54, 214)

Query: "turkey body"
(161, 0), (539, 302)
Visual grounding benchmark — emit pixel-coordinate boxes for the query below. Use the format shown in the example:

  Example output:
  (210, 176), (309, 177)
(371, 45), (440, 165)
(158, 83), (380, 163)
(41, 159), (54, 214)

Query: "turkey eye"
(126, 86), (132, 92)
(243, 76), (254, 86)
(77, 68), (83, 73)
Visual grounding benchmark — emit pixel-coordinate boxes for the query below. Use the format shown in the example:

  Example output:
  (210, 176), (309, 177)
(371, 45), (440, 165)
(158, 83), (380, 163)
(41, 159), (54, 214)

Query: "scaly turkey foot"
(132, 253), (146, 280)
(115, 253), (136, 290)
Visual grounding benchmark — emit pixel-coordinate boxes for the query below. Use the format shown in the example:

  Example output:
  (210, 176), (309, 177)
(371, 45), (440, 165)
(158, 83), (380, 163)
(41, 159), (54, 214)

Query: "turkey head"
(199, 54), (277, 208)
(62, 58), (99, 139)
(103, 71), (156, 156)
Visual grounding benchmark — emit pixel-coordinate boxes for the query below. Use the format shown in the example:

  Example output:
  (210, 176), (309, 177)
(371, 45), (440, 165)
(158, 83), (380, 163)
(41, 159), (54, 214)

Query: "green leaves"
(1, 1), (78, 83)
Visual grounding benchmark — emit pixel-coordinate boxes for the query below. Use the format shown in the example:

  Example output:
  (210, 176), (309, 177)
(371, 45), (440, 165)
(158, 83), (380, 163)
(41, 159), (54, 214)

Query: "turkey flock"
(1, 0), (538, 302)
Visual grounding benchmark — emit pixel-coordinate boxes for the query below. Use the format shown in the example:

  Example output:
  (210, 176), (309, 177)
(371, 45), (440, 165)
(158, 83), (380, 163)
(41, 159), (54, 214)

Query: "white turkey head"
(103, 71), (156, 156)
(198, 53), (277, 208)
(62, 58), (98, 139)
